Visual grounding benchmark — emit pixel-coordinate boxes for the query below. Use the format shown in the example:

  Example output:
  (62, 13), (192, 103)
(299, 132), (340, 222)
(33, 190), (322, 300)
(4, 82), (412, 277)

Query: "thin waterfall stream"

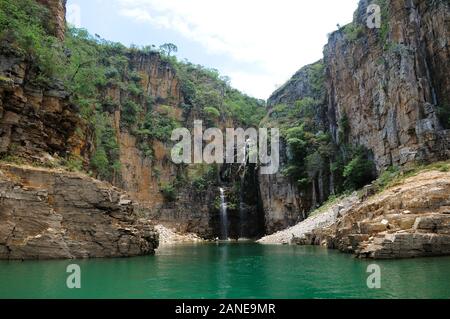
(219, 187), (228, 240)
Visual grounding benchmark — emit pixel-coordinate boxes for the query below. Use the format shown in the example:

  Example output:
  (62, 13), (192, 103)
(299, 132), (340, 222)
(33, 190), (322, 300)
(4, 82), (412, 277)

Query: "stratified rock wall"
(0, 164), (158, 260)
(325, 0), (449, 170)
(0, 46), (79, 161)
(307, 169), (450, 259)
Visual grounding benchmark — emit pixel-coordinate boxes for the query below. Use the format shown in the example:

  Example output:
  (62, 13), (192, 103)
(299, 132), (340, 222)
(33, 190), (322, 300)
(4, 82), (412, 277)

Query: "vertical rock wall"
(325, 0), (449, 170)
(260, 0), (450, 235)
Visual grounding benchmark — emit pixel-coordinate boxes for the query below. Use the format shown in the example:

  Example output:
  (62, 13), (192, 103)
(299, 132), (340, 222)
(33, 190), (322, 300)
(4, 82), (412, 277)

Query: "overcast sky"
(67, 0), (359, 100)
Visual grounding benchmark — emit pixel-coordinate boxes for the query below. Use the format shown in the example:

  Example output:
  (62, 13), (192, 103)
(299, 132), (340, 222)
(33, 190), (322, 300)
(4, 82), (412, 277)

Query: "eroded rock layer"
(0, 164), (158, 260)
(0, 46), (79, 161)
(305, 170), (450, 259)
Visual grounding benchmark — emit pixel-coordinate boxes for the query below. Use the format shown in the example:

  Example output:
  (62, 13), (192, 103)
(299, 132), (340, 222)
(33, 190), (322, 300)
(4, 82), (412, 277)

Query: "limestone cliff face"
(102, 52), (183, 208)
(130, 52), (183, 106)
(100, 52), (222, 237)
(0, 45), (79, 162)
(260, 62), (330, 233)
(325, 0), (449, 170)
(0, 164), (158, 260)
(258, 142), (305, 234)
(36, 0), (67, 41)
(260, 0), (450, 235)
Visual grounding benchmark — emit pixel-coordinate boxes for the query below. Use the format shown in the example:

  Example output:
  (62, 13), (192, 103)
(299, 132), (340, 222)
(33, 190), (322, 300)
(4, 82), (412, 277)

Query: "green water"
(0, 243), (449, 299)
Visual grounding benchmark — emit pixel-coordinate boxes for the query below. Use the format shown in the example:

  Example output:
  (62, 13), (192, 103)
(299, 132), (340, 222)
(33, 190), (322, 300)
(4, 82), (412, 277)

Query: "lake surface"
(0, 243), (449, 299)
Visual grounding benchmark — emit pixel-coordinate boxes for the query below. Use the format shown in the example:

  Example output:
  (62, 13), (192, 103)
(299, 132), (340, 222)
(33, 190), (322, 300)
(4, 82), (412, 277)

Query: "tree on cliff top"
(160, 43), (178, 57)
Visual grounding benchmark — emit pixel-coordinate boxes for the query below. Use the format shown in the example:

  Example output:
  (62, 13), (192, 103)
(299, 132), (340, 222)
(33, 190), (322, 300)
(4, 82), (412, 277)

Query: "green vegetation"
(267, 60), (376, 203)
(204, 106), (221, 119)
(0, 0), (65, 84)
(172, 61), (266, 127)
(375, 0), (390, 48)
(63, 155), (84, 172)
(160, 182), (177, 202)
(374, 161), (450, 192)
(343, 23), (365, 42)
(91, 114), (121, 181)
(342, 147), (376, 190)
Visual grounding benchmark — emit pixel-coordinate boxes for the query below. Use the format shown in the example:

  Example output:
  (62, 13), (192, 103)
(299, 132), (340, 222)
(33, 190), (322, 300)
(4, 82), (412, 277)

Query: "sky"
(66, 0), (359, 100)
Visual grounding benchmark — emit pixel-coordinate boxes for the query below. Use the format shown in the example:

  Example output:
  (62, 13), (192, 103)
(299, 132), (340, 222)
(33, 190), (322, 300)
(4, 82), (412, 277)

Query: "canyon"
(0, 0), (449, 259)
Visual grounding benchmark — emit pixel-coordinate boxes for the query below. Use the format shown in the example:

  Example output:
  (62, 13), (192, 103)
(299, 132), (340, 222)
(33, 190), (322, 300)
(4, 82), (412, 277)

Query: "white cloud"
(117, 0), (359, 99)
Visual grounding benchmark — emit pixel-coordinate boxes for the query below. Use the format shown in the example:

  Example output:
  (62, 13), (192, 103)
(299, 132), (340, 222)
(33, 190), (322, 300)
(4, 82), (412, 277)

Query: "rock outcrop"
(303, 168), (450, 259)
(260, 0), (450, 235)
(36, 0), (67, 41)
(325, 0), (450, 170)
(0, 163), (158, 260)
(259, 62), (329, 233)
(258, 193), (360, 245)
(258, 147), (305, 234)
(0, 44), (80, 162)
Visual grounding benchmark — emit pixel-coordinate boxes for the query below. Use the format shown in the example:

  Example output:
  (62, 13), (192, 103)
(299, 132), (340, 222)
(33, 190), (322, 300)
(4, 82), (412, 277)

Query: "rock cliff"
(0, 44), (79, 162)
(260, 0), (450, 235)
(305, 167), (450, 259)
(325, 0), (450, 170)
(0, 163), (158, 260)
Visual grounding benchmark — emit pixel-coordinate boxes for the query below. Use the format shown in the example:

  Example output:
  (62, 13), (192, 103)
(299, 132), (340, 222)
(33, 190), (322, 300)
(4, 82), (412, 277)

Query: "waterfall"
(311, 179), (317, 210)
(329, 159), (335, 195)
(318, 169), (324, 205)
(239, 174), (245, 239)
(219, 188), (229, 240)
(238, 139), (250, 239)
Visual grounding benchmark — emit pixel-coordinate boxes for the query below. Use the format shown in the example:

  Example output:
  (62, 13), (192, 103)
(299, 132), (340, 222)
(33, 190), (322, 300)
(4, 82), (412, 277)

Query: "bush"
(192, 176), (208, 191)
(343, 150), (376, 190)
(343, 23), (365, 42)
(121, 100), (141, 128)
(204, 106), (220, 118)
(91, 115), (121, 181)
(374, 166), (400, 191)
(0, 0), (65, 80)
(64, 155), (84, 172)
(160, 183), (176, 202)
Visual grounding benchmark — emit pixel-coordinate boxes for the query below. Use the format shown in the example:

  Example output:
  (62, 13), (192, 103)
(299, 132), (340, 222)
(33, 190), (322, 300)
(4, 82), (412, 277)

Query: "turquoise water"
(0, 243), (449, 299)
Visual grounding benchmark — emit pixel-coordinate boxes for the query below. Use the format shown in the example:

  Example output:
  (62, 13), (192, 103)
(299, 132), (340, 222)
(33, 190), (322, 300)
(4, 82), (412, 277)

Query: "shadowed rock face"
(0, 164), (159, 260)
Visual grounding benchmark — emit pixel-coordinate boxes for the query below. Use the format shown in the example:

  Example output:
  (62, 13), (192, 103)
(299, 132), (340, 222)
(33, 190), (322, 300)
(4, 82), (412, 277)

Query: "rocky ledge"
(0, 163), (159, 260)
(260, 167), (450, 259)
(154, 224), (204, 246)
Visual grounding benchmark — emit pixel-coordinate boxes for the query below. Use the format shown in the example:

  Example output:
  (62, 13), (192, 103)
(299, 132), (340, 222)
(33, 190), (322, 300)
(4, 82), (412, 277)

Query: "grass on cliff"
(307, 160), (450, 218)
(374, 160), (450, 192)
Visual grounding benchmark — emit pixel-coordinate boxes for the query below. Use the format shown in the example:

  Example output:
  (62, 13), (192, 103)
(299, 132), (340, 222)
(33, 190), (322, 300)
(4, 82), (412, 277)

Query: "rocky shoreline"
(154, 224), (205, 246)
(0, 163), (159, 260)
(259, 168), (450, 259)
